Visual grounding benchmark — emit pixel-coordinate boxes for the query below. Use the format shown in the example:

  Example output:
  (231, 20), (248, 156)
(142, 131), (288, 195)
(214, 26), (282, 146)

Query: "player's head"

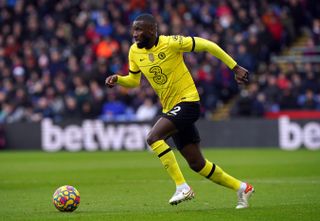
(132, 13), (157, 49)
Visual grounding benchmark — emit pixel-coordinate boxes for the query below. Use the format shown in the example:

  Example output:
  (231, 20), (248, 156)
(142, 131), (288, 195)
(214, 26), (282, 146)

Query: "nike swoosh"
(183, 189), (194, 198)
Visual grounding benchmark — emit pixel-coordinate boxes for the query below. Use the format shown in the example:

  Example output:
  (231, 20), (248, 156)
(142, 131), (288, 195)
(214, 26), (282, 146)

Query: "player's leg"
(180, 142), (242, 190)
(149, 102), (202, 205)
(177, 126), (254, 209)
(146, 117), (190, 200)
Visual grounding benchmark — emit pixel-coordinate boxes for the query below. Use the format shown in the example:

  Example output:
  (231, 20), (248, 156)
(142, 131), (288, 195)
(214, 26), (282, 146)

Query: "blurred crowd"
(0, 0), (319, 123)
(230, 62), (320, 117)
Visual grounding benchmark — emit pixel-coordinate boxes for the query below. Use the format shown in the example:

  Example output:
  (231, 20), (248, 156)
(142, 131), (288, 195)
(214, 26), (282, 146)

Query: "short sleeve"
(168, 35), (195, 53)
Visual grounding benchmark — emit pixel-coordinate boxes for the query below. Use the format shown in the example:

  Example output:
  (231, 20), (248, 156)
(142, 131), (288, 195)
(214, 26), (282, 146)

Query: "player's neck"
(145, 36), (159, 49)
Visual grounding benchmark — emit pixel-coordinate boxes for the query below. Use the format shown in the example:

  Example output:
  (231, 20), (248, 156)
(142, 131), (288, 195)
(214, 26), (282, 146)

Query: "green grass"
(0, 148), (319, 221)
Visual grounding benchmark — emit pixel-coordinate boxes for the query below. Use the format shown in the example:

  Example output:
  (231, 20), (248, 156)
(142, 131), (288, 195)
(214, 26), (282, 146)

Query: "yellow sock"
(198, 159), (241, 190)
(150, 140), (186, 186)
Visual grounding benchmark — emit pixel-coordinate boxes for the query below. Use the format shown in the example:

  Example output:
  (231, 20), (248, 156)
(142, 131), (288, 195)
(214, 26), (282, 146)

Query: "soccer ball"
(52, 185), (80, 212)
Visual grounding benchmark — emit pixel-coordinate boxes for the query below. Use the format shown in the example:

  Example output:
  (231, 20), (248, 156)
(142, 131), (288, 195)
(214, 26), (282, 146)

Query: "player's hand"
(233, 65), (249, 85)
(105, 75), (118, 88)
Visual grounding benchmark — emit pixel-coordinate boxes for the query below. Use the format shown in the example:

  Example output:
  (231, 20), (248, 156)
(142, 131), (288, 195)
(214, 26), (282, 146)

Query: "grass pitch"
(0, 148), (319, 221)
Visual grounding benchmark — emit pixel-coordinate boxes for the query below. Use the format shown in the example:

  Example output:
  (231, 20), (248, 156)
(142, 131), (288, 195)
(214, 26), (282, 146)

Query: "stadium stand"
(0, 0), (319, 123)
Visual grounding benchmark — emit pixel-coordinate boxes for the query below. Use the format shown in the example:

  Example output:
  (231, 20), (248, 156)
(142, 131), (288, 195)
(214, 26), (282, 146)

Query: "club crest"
(158, 52), (166, 60)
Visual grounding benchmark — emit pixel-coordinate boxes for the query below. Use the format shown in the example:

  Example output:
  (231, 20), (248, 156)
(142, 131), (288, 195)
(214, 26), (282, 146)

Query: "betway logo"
(279, 117), (320, 150)
(41, 119), (151, 152)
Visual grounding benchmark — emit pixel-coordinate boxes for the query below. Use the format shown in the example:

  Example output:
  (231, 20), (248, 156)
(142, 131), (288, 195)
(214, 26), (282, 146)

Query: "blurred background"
(0, 0), (319, 151)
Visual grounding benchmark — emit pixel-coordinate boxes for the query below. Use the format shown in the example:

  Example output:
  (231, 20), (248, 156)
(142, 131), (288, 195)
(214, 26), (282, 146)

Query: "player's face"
(132, 20), (155, 49)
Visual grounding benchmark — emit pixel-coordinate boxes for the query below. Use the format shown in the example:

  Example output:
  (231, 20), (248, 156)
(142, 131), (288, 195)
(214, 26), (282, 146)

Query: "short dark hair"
(134, 13), (156, 25)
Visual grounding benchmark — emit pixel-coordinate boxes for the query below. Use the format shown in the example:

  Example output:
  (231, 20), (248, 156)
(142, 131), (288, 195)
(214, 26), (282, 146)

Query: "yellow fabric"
(117, 35), (237, 113)
(128, 35), (200, 113)
(150, 140), (186, 186)
(150, 140), (169, 153)
(194, 37), (237, 69)
(198, 159), (214, 177)
(199, 159), (241, 191)
(117, 72), (141, 88)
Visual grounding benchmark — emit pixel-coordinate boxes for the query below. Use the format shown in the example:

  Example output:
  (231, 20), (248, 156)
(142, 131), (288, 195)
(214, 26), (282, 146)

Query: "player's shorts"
(162, 102), (201, 150)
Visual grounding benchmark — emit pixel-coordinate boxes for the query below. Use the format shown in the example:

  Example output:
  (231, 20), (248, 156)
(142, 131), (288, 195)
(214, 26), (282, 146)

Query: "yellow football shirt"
(128, 35), (200, 113)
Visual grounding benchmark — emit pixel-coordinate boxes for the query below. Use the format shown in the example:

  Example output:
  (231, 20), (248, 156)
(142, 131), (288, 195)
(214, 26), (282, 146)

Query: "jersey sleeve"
(194, 37), (237, 69)
(168, 35), (195, 53)
(116, 46), (141, 88)
(128, 46), (141, 74)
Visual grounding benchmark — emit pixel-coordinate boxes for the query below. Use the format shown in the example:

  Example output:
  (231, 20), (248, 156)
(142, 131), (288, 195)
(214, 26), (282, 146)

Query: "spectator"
(312, 19), (320, 45)
(298, 89), (319, 110)
(96, 36), (119, 59)
(81, 100), (97, 119)
(279, 88), (299, 110)
(230, 82), (264, 117)
(136, 98), (159, 121)
(101, 92), (134, 122)
(263, 74), (281, 112)
(0, 0), (317, 122)
(63, 95), (81, 120)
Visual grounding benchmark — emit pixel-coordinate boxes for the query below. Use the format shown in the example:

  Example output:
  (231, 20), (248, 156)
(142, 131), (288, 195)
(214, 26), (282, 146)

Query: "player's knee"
(188, 160), (204, 172)
(146, 132), (160, 146)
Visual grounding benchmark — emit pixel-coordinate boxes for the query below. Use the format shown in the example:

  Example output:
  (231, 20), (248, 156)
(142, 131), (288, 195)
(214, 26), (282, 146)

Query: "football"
(52, 185), (80, 212)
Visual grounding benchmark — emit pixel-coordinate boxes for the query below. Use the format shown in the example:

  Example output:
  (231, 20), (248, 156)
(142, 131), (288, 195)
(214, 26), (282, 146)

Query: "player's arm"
(105, 71), (141, 88)
(169, 35), (248, 84)
(194, 37), (236, 68)
(193, 37), (249, 84)
(105, 47), (142, 88)
(169, 35), (236, 68)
